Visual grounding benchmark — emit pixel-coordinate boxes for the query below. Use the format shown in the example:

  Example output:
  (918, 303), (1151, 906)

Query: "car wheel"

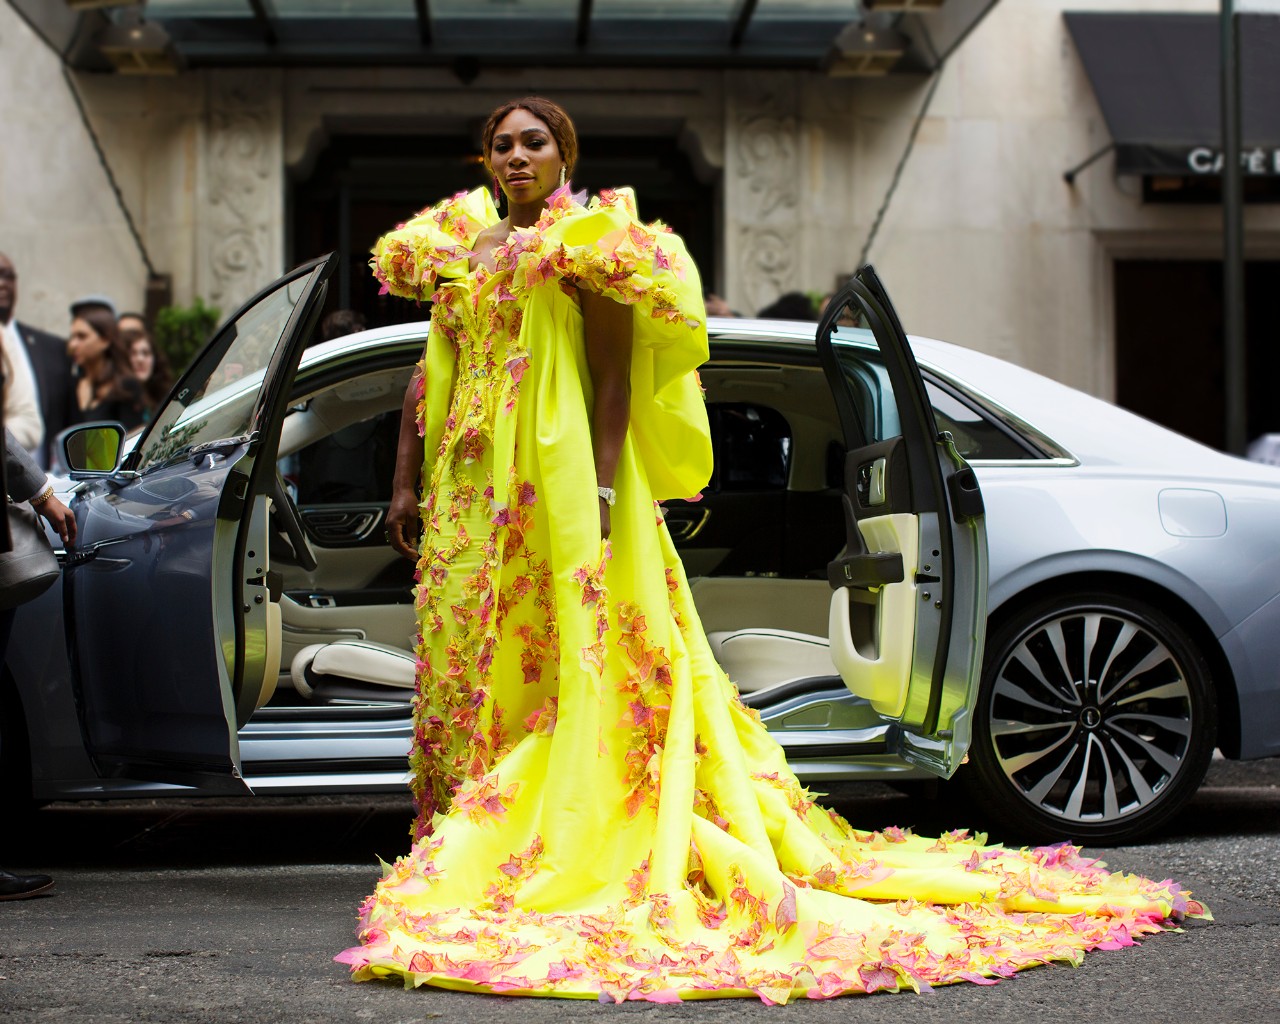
(962, 591), (1217, 844)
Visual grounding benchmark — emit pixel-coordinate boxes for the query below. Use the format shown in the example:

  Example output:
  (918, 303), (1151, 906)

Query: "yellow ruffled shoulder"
(525, 186), (702, 342)
(523, 185), (713, 499)
(370, 187), (499, 302)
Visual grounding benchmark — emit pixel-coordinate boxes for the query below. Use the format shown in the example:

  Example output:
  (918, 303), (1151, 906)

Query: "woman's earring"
(558, 165), (567, 188)
(493, 175), (502, 206)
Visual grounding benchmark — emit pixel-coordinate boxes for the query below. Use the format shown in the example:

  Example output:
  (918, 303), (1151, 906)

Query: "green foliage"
(153, 297), (221, 375)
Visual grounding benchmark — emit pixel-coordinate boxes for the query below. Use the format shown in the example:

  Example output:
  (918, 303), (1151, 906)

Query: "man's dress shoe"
(0, 869), (55, 900)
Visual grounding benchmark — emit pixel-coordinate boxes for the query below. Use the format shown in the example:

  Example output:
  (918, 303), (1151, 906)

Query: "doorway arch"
(290, 132), (717, 330)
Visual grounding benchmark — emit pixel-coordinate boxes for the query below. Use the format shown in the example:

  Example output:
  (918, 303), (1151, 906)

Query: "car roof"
(307, 316), (1280, 483)
(701, 319), (1280, 481)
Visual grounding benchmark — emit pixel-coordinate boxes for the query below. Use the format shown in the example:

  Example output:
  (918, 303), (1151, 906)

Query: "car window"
(830, 331), (902, 446)
(832, 336), (1038, 461)
(133, 272), (318, 472)
(285, 410), (401, 505)
(707, 402), (791, 492)
(924, 380), (1037, 460)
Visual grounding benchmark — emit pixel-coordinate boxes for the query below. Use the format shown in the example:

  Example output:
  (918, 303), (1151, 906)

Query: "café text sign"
(1186, 146), (1280, 176)
(1116, 142), (1280, 178)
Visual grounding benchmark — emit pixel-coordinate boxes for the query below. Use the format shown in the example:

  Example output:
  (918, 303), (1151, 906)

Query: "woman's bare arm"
(581, 290), (634, 539)
(386, 365), (426, 560)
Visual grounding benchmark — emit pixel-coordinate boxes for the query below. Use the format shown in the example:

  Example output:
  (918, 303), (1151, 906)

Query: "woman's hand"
(599, 497), (611, 539)
(387, 367), (427, 562)
(386, 486), (420, 561)
(36, 496), (77, 548)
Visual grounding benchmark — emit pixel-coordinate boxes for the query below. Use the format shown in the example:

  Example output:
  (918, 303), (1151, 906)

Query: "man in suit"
(1, 361), (74, 900)
(0, 252), (77, 468)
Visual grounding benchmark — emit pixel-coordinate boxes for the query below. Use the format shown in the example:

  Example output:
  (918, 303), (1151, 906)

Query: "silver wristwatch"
(597, 486), (616, 507)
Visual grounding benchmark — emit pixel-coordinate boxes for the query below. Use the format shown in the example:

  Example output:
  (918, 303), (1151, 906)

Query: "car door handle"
(826, 551), (905, 590)
(300, 508), (382, 543)
(856, 456), (888, 507)
(663, 508), (710, 542)
(57, 533), (135, 569)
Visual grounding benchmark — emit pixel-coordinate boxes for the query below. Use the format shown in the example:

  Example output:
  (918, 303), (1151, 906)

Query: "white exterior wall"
(0, 4), (154, 332)
(847, 0), (1280, 397)
(3, 0), (1277, 403)
(0, 4), (284, 330)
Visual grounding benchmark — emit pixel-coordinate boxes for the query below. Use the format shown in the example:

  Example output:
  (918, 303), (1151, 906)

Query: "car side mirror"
(63, 423), (126, 478)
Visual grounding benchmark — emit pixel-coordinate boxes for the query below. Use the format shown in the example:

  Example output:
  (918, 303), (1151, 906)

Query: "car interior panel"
(257, 339), (943, 725)
(258, 353), (858, 710)
(259, 366), (418, 704)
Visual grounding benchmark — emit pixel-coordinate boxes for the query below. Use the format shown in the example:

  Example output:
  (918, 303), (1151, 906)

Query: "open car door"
(817, 266), (988, 777)
(64, 255), (336, 792)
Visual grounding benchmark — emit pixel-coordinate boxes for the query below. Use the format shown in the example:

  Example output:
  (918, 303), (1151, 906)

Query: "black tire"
(961, 591), (1217, 845)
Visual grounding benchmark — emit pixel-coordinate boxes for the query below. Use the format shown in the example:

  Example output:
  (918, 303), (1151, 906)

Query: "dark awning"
(1065, 12), (1280, 177)
(12, 0), (998, 77)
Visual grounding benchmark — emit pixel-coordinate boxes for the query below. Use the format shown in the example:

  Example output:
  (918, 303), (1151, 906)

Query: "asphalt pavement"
(1, 758), (1277, 1024)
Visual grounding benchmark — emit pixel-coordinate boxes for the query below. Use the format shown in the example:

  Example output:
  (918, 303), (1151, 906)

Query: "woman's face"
(67, 317), (108, 368)
(489, 108), (564, 207)
(130, 337), (154, 381)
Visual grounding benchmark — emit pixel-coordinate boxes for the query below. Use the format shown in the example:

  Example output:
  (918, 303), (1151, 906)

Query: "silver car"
(5, 259), (1277, 845)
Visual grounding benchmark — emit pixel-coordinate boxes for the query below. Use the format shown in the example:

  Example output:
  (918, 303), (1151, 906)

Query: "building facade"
(3, 0), (1277, 447)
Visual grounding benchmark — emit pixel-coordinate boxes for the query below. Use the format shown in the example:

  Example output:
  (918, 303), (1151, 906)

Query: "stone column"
(196, 70), (285, 317)
(723, 71), (803, 316)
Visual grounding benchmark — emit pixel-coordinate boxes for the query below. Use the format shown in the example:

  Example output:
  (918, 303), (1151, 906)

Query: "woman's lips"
(506, 175), (535, 186)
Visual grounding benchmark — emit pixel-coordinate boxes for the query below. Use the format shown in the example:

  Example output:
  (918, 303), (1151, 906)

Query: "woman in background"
(120, 319), (172, 420)
(66, 308), (144, 432)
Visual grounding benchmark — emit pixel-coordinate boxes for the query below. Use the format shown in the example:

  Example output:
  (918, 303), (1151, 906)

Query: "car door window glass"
(832, 329), (1037, 461)
(924, 380), (1036, 461)
(830, 331), (902, 446)
(287, 411), (401, 505)
(134, 273), (317, 472)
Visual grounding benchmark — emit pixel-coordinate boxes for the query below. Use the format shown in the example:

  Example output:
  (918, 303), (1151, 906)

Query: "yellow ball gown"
(337, 185), (1206, 1003)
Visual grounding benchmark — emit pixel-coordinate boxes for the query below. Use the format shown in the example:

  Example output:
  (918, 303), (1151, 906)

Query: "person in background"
(116, 310), (146, 337)
(0, 253), (76, 467)
(66, 307), (144, 432)
(118, 314), (173, 418)
(320, 308), (368, 343)
(703, 292), (737, 318)
(757, 290), (817, 321)
(0, 386), (75, 899)
(70, 295), (118, 323)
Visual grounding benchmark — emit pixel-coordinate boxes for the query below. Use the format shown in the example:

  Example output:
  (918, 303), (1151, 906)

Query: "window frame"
(919, 368), (1077, 467)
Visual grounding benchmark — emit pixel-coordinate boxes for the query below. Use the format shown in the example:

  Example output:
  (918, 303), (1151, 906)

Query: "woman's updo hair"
(77, 306), (120, 352)
(481, 96), (579, 177)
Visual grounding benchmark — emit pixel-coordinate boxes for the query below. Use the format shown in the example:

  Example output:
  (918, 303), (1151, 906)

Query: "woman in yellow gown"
(338, 97), (1205, 1003)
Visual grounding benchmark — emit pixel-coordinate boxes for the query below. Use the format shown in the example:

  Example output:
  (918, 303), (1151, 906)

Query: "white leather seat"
(290, 630), (835, 701)
(290, 640), (416, 699)
(706, 627), (836, 693)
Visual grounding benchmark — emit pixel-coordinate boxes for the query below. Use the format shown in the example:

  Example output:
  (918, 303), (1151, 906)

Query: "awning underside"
(20, 0), (996, 76)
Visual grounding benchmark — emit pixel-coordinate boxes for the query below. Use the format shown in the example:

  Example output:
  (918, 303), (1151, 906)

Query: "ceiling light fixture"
(827, 22), (909, 77)
(96, 8), (180, 75)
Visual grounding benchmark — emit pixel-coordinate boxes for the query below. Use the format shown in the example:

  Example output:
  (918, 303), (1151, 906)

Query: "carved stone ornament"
(198, 70), (284, 315)
(725, 71), (802, 313)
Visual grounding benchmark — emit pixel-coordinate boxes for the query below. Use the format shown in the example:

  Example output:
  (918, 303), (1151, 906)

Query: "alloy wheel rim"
(987, 609), (1195, 824)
